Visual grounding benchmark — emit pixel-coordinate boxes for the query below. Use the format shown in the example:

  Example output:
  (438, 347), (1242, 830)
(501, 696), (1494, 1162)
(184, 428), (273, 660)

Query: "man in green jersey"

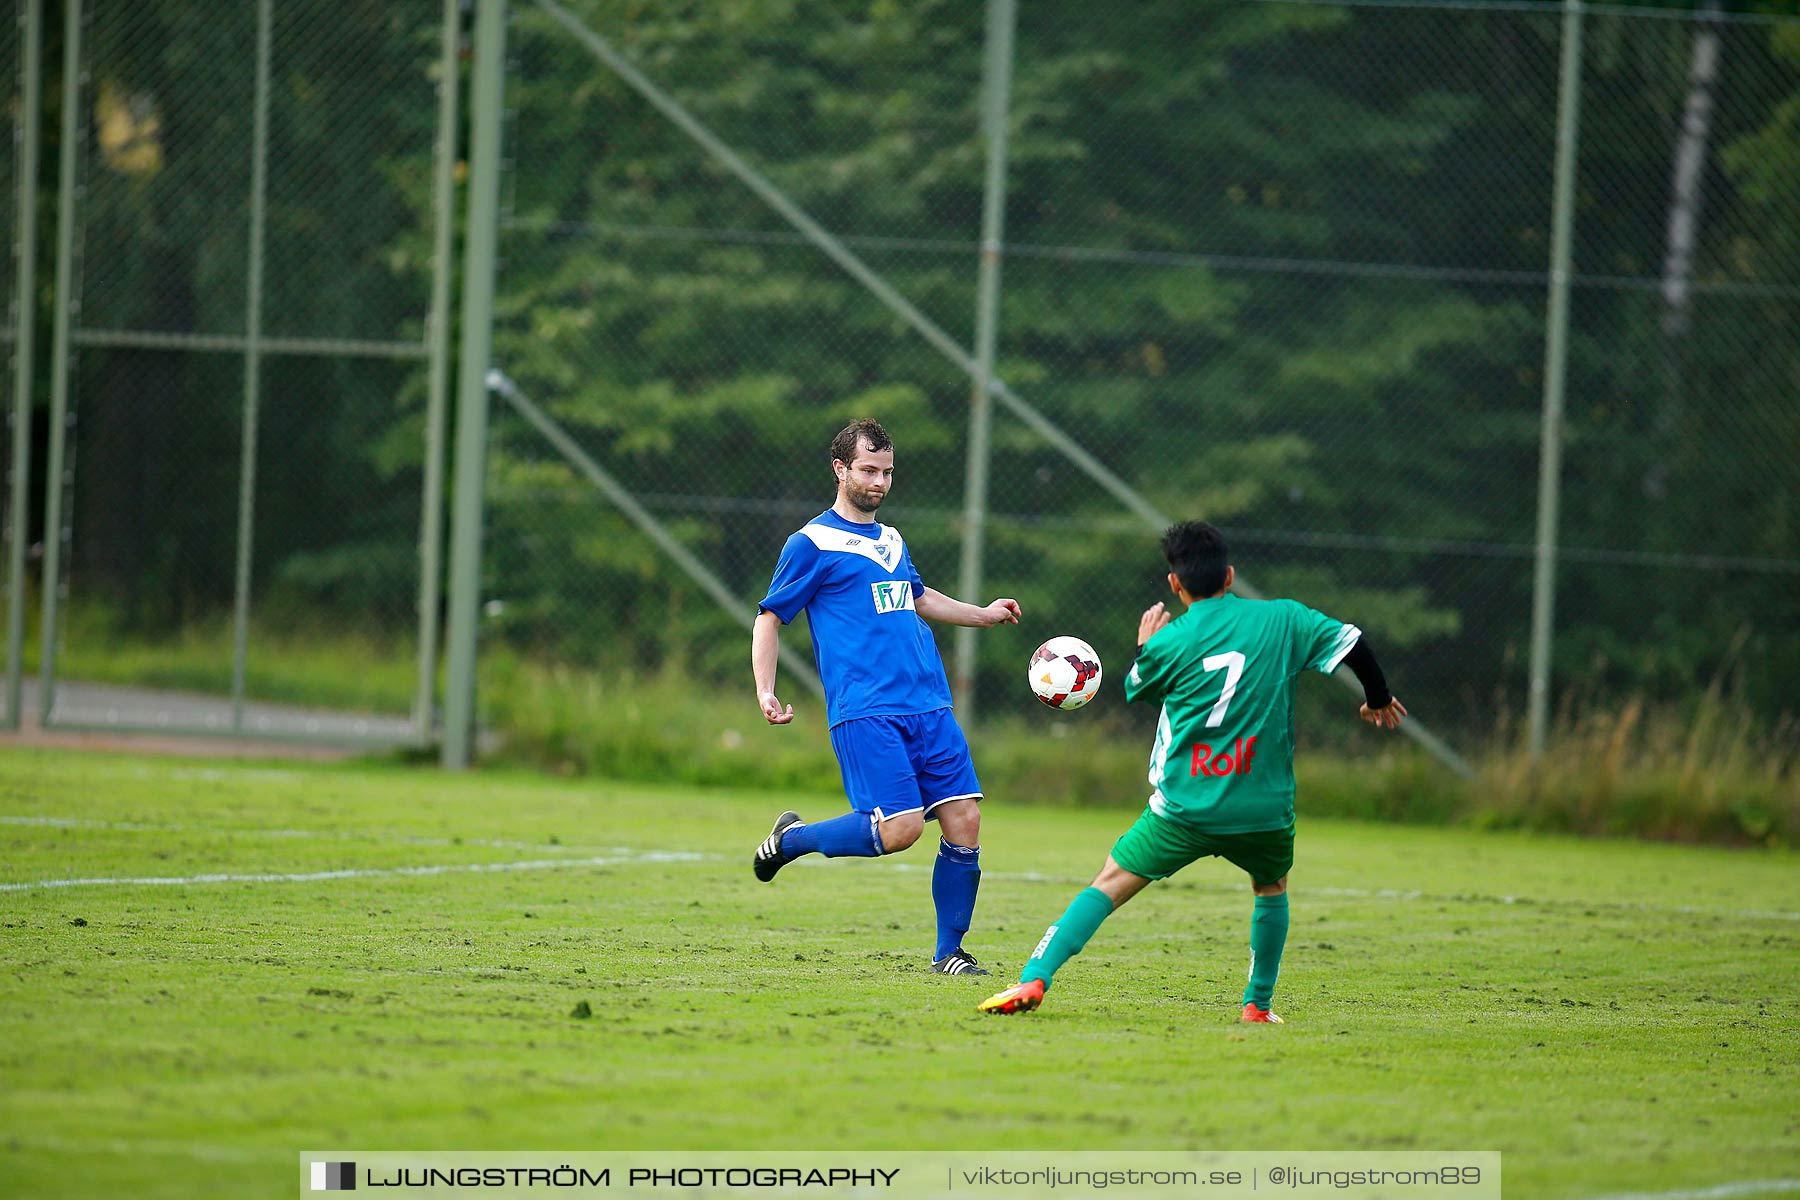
(979, 520), (1406, 1022)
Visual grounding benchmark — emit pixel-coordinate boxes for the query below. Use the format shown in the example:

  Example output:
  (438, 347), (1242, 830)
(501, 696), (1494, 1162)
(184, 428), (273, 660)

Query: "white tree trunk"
(1649, 3), (1722, 501)
(1660, 6), (1722, 340)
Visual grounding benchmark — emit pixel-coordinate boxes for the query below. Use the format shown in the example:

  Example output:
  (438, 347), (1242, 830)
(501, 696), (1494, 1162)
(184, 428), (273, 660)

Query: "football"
(1028, 635), (1103, 711)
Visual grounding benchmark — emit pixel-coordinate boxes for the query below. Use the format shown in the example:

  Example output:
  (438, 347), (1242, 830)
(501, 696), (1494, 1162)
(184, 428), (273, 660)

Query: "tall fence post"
(230, 0), (274, 731)
(4, 0), (42, 729)
(1529, 0), (1585, 760)
(416, 0), (463, 742)
(36, 0), (81, 725)
(953, 0), (1016, 719)
(442, 0), (508, 769)
(536, 0), (1473, 776)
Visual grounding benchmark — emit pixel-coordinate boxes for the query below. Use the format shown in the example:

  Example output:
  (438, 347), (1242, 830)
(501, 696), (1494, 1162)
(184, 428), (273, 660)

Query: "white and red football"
(1028, 635), (1103, 711)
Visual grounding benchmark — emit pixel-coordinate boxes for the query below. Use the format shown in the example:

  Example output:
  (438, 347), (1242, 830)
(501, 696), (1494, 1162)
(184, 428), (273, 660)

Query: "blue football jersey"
(759, 509), (952, 727)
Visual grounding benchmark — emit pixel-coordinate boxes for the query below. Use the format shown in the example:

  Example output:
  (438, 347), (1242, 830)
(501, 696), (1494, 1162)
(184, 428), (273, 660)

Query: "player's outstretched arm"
(1341, 634), (1403, 730)
(752, 609), (794, 725)
(916, 588), (1020, 628)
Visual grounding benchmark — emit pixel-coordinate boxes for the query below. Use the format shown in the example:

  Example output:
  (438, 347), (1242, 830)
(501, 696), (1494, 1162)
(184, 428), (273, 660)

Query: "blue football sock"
(931, 839), (981, 961)
(780, 811), (882, 859)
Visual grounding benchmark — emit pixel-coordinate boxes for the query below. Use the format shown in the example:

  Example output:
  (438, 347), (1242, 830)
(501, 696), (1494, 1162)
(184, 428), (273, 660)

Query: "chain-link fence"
(2, 0), (1794, 762)
(484, 0), (1800, 761)
(1560, 8), (1800, 723)
(7, 0), (455, 742)
(1, 0), (25, 729)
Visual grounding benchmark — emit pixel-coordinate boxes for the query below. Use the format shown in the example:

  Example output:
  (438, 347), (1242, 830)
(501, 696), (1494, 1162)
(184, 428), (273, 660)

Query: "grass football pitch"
(2, 746), (1797, 1200)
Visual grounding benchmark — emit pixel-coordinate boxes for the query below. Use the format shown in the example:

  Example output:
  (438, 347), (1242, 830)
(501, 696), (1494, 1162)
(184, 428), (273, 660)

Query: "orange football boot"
(978, 978), (1046, 1015)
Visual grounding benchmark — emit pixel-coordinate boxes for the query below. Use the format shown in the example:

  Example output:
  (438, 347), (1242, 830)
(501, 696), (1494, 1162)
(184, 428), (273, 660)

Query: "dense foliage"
(490, 0), (1800, 735)
(35, 0), (1800, 742)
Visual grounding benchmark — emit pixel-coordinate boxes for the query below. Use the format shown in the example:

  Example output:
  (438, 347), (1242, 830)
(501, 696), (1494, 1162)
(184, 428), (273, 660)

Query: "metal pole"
(415, 0), (461, 742)
(530, 0), (1475, 778)
(4, 0), (42, 729)
(36, 0), (80, 725)
(488, 369), (826, 700)
(230, 0), (273, 730)
(953, 0), (1015, 720)
(441, 0), (507, 769)
(1528, 0), (1585, 760)
(535, 0), (1173, 538)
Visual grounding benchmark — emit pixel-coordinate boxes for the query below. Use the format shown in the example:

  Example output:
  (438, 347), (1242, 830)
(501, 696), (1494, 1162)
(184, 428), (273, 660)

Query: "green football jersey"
(1122, 593), (1360, 834)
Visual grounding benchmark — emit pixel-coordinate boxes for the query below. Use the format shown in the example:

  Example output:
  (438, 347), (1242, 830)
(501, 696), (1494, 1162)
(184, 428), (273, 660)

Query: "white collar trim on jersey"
(801, 520), (905, 572)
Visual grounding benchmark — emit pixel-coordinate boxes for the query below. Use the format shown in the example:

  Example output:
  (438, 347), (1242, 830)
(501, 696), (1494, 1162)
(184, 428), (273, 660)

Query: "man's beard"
(844, 482), (886, 514)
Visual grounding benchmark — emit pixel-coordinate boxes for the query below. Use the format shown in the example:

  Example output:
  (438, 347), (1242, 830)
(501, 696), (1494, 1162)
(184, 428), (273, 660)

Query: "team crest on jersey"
(870, 580), (915, 613)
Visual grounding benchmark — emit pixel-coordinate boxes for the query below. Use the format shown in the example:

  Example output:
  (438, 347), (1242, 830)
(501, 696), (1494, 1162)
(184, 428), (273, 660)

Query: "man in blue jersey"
(751, 418), (1021, 976)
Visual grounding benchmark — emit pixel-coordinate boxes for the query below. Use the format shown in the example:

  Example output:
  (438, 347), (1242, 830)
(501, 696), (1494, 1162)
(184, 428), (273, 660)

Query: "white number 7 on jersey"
(1202, 651), (1246, 728)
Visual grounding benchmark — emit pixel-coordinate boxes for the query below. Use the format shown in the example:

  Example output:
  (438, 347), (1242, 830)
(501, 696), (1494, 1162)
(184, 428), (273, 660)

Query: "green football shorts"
(1109, 805), (1295, 886)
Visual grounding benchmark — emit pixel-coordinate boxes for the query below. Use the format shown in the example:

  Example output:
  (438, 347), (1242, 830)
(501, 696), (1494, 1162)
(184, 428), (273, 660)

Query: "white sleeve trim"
(1322, 623), (1363, 673)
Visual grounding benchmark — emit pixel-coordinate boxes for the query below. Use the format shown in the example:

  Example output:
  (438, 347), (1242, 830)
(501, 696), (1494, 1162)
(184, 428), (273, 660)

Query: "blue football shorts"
(828, 708), (983, 823)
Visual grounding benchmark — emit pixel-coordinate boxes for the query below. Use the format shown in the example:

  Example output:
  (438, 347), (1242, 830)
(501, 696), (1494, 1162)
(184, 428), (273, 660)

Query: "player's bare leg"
(878, 811), (924, 853)
(1091, 857), (1155, 907)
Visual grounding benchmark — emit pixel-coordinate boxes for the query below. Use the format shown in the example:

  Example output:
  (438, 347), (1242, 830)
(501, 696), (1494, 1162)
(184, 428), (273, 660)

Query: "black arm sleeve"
(1341, 635), (1393, 709)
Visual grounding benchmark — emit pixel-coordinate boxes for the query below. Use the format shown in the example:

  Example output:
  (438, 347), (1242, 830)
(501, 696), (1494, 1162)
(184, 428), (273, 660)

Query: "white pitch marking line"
(1582, 1180), (1800, 1200)
(0, 849), (707, 892)
(7, 814), (1799, 921)
(0, 814), (621, 855)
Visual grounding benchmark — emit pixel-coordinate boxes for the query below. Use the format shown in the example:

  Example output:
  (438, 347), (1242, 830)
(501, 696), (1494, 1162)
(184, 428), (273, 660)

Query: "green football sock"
(1019, 886), (1114, 989)
(1242, 892), (1289, 1009)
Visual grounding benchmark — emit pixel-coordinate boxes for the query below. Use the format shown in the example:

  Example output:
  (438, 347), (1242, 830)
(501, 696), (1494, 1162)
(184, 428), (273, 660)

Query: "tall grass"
(26, 609), (1794, 847)
(479, 652), (845, 793)
(1471, 691), (1798, 846)
(484, 659), (1796, 848)
(23, 604), (420, 715)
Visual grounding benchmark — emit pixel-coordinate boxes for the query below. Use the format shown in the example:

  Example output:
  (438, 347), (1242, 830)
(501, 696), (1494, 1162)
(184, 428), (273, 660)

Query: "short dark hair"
(1161, 520), (1229, 597)
(831, 418), (892, 467)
